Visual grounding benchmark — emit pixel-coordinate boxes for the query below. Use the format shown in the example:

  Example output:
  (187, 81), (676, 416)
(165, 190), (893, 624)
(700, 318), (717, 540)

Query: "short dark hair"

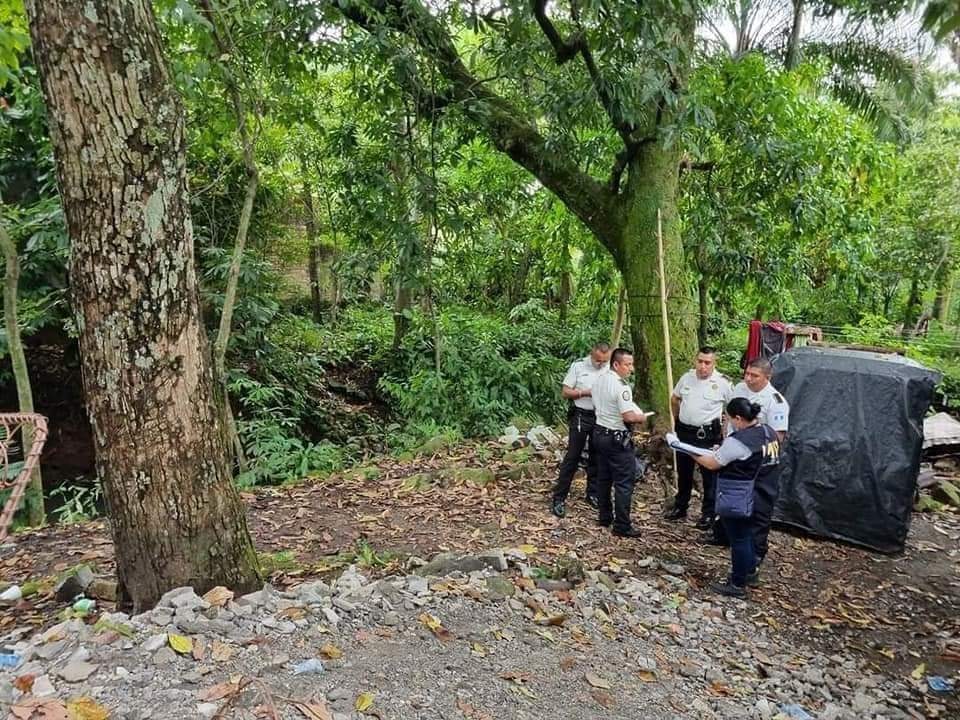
(698, 346), (716, 355)
(593, 341), (611, 352)
(726, 397), (762, 421)
(611, 347), (633, 368)
(746, 357), (773, 376)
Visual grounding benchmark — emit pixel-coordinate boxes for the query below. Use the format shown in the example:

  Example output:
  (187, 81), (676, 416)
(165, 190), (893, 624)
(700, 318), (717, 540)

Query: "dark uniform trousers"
(711, 466), (781, 568)
(674, 419), (722, 517)
(592, 427), (635, 532)
(552, 408), (599, 502)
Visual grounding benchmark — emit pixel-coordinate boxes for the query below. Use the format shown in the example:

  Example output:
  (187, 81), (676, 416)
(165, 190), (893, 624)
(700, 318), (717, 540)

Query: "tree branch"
(531, 0), (633, 142)
(337, 0), (621, 247)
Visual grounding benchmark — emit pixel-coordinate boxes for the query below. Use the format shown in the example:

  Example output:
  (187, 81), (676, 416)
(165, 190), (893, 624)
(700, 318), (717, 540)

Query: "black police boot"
(584, 495), (600, 509)
(551, 500), (566, 518)
(709, 580), (747, 598)
(694, 515), (713, 531)
(697, 533), (726, 547)
(664, 506), (687, 521)
(612, 527), (642, 538)
(746, 569), (761, 588)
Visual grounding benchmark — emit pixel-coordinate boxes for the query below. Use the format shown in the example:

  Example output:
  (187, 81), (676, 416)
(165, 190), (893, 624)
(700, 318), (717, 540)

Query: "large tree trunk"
(26, 0), (261, 610)
(0, 213), (45, 526)
(618, 144), (696, 423)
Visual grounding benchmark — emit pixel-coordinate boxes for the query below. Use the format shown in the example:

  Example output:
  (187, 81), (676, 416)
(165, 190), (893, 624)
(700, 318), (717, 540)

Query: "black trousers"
(674, 420), (722, 517)
(593, 429), (636, 533)
(751, 468), (781, 565)
(711, 467), (781, 567)
(552, 408), (598, 502)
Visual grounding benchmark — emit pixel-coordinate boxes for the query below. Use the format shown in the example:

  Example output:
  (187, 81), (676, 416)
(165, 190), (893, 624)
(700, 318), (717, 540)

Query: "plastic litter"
(291, 658), (325, 675)
(927, 676), (955, 693)
(0, 652), (22, 668)
(0, 584), (22, 603)
(779, 704), (814, 720)
(72, 598), (96, 616)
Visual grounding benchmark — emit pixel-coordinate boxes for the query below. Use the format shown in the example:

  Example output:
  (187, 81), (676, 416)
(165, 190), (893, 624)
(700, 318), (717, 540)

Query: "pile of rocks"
(0, 549), (945, 719)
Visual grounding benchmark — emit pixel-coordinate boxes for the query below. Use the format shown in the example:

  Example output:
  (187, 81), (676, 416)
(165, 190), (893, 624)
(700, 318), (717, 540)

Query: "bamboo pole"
(656, 209), (677, 501)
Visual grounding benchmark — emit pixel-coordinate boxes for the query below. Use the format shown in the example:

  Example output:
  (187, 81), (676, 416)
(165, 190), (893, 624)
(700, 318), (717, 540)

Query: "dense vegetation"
(2, 0), (960, 526)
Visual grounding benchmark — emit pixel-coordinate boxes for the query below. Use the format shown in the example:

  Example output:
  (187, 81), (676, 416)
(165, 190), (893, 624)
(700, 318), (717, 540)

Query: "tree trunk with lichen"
(26, 0), (261, 611)
(616, 144), (695, 423)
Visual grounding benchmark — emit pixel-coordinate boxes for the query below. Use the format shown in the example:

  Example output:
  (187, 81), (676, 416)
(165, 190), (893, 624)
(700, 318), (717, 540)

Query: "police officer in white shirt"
(728, 357), (789, 439)
(667, 346), (732, 529)
(550, 342), (612, 518)
(591, 348), (651, 538)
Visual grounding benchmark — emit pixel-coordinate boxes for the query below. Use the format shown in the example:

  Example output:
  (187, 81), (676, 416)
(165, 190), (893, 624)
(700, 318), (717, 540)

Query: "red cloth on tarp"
(744, 320), (763, 365)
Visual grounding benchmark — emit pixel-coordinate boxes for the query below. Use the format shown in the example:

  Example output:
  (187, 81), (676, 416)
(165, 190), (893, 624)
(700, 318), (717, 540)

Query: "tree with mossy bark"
(25, 0), (261, 610)
(323, 0), (700, 419)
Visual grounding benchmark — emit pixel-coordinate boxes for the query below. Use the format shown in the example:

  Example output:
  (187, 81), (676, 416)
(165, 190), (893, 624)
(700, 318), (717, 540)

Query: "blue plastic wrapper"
(927, 676), (954, 693)
(0, 652), (22, 668)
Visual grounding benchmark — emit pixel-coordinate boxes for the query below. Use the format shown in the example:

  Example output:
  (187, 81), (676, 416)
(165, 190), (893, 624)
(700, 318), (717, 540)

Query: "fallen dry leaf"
(211, 640), (235, 662)
(637, 670), (657, 683)
(584, 671), (612, 689)
(198, 680), (241, 702)
(455, 698), (493, 720)
(319, 643), (343, 660)
(192, 637), (207, 662)
(559, 657), (576, 671)
(354, 693), (375, 713)
(418, 612), (454, 641)
(168, 633), (193, 655)
(292, 701), (334, 720)
(10, 698), (70, 720)
(202, 586), (234, 607)
(591, 690), (615, 708)
(13, 674), (35, 693)
(66, 697), (109, 720)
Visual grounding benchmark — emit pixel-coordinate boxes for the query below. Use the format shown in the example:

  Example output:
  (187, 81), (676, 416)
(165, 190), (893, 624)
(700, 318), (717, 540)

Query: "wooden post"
(656, 209), (677, 500)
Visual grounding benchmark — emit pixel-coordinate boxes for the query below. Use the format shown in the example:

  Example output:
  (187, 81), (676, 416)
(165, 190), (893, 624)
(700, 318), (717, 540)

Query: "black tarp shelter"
(771, 347), (940, 553)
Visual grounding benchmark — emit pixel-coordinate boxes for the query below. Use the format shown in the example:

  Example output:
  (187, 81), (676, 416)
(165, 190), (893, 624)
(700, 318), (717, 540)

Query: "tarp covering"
(771, 347), (940, 553)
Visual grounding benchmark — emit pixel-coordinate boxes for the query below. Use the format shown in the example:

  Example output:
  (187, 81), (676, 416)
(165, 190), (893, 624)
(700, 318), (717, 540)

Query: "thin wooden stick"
(656, 209), (677, 500)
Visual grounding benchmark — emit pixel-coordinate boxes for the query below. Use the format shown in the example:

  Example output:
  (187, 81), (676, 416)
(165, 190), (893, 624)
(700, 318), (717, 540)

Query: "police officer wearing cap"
(550, 342), (612, 518)
(666, 346), (732, 529)
(591, 347), (651, 538)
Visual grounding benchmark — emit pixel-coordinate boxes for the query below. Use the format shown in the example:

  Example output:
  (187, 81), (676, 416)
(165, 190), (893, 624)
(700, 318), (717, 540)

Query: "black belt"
(572, 407), (596, 416)
(678, 419), (722, 439)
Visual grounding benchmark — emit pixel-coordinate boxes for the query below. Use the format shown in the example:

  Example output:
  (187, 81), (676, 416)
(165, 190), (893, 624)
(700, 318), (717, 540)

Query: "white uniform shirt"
(672, 369), (732, 426)
(562, 355), (609, 411)
(593, 369), (642, 431)
(729, 380), (790, 433)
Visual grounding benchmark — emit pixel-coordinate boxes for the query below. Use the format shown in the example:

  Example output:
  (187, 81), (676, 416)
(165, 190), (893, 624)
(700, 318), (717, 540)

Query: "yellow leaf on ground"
(66, 697), (109, 720)
(202, 586), (234, 607)
(168, 633), (193, 655)
(418, 613), (454, 641)
(355, 693), (375, 713)
(637, 670), (657, 683)
(518, 544), (538, 555)
(319, 643), (343, 660)
(584, 671), (612, 689)
(910, 662), (926, 680)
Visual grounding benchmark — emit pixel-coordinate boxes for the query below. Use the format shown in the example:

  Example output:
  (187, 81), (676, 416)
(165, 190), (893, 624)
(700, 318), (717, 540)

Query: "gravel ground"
(3, 548), (950, 720)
